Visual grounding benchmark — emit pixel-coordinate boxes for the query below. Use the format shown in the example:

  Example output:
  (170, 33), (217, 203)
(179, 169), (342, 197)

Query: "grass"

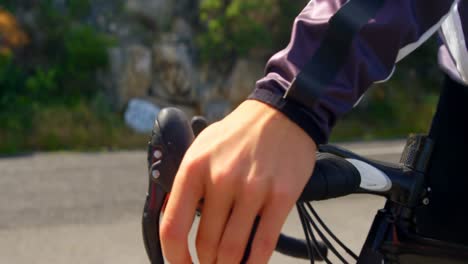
(0, 102), (149, 154)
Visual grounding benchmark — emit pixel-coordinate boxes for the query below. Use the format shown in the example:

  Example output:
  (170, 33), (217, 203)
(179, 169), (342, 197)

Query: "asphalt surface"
(0, 140), (405, 264)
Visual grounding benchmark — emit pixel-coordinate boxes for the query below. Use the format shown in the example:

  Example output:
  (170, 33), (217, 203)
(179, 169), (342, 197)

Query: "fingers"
(215, 189), (263, 264)
(162, 166), (298, 264)
(196, 185), (234, 264)
(246, 190), (296, 264)
(160, 162), (205, 264)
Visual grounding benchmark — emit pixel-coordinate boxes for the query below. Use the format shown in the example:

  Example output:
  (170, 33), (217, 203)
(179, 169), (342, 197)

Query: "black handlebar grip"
(299, 153), (361, 202)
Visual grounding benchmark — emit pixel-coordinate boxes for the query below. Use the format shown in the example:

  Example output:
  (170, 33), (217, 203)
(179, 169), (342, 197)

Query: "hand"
(160, 100), (317, 264)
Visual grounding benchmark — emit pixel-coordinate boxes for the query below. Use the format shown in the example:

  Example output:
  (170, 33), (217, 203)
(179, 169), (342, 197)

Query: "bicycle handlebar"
(142, 108), (368, 263)
(299, 152), (361, 201)
(148, 107), (362, 202)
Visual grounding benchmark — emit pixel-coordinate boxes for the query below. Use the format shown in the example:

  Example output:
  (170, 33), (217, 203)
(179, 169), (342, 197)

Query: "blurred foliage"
(0, 8), (29, 55)
(33, 1), (114, 99)
(0, 1), (133, 154)
(0, 0), (12, 11)
(68, 0), (92, 18)
(0, 100), (147, 153)
(197, 0), (306, 63)
(0, 1), (114, 103)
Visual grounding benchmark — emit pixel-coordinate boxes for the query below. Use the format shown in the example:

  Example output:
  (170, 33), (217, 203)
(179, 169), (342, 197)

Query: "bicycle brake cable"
(300, 202), (347, 264)
(297, 201), (359, 264)
(305, 202), (358, 260)
(297, 204), (316, 264)
(298, 203), (331, 264)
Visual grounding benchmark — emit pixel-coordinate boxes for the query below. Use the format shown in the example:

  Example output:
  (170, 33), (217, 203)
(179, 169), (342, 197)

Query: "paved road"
(0, 140), (405, 264)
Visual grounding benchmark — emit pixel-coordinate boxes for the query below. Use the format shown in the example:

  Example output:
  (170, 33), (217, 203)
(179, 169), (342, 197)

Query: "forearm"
(251, 0), (456, 143)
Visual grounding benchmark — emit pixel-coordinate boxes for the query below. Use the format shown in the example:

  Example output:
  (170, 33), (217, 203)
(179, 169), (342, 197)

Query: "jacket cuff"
(248, 88), (328, 145)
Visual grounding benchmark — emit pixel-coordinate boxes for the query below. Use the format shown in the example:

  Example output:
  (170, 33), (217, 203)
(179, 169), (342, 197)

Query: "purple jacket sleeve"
(249, 0), (456, 144)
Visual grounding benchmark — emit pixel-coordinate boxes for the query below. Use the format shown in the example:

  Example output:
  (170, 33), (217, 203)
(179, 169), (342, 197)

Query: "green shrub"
(68, 0), (91, 18)
(0, 0), (13, 10)
(197, 0), (306, 62)
(0, 1), (118, 153)
(0, 101), (148, 154)
(0, 55), (33, 129)
(61, 25), (114, 98)
(25, 68), (58, 96)
(32, 1), (115, 99)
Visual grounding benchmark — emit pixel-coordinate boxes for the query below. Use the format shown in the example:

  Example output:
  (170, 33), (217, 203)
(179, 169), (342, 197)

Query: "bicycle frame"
(320, 136), (468, 263)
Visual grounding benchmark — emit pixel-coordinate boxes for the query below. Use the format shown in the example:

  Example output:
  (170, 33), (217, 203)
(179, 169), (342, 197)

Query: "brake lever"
(142, 108), (199, 264)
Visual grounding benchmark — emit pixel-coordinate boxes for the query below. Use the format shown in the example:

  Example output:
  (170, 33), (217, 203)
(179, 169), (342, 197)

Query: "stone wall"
(101, 0), (266, 124)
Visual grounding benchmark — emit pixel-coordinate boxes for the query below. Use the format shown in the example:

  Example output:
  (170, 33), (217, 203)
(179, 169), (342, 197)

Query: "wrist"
(235, 100), (318, 153)
(247, 89), (328, 145)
